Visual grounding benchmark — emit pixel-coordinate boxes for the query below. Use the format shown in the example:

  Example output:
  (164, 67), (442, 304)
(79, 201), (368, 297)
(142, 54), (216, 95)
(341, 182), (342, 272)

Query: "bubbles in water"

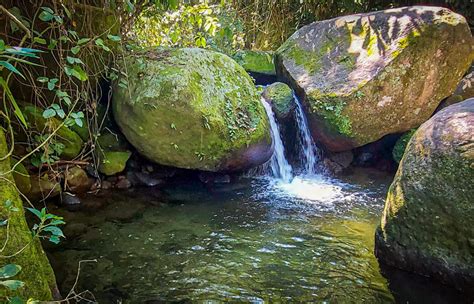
(275, 174), (345, 203)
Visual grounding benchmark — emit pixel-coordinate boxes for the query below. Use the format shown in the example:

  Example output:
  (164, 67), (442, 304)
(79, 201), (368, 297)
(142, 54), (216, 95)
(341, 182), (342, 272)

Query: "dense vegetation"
(0, 0), (472, 301)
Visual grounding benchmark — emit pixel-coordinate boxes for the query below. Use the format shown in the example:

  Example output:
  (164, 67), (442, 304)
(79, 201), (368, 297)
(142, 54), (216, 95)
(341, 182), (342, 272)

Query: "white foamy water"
(272, 174), (345, 203)
(261, 98), (293, 183)
(294, 93), (320, 175)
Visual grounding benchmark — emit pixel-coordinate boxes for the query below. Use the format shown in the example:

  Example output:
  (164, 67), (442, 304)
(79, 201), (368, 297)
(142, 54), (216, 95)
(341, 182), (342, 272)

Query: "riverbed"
(45, 168), (468, 303)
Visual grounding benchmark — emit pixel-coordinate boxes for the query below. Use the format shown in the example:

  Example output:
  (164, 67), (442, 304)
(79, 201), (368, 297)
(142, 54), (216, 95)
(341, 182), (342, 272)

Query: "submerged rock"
(113, 48), (272, 172)
(262, 82), (295, 122)
(375, 99), (474, 292)
(276, 6), (474, 152)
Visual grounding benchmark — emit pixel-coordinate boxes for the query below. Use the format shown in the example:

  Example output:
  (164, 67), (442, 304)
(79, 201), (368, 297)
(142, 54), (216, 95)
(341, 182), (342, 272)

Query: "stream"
(45, 96), (469, 303)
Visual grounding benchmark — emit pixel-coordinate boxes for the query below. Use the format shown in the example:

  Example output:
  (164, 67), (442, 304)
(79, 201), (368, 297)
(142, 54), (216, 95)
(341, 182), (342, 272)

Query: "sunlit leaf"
(0, 280), (24, 290)
(0, 264), (21, 279)
(0, 61), (24, 79)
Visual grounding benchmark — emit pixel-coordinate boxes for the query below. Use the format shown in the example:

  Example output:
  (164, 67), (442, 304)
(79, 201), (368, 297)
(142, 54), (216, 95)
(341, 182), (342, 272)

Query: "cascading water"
(261, 98), (293, 183)
(293, 93), (320, 175)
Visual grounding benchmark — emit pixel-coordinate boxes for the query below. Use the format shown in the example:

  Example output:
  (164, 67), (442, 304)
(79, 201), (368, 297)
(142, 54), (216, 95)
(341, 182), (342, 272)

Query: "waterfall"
(293, 93), (320, 175)
(261, 98), (293, 183)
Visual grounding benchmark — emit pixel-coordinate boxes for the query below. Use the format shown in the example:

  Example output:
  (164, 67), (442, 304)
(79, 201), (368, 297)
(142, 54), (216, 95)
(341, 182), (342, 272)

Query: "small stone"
(64, 166), (93, 193)
(101, 180), (112, 190)
(115, 178), (131, 189)
(61, 192), (81, 205)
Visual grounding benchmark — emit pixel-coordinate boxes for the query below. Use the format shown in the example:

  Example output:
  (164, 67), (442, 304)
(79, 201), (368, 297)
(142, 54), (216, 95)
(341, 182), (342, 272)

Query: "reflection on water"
(46, 169), (470, 303)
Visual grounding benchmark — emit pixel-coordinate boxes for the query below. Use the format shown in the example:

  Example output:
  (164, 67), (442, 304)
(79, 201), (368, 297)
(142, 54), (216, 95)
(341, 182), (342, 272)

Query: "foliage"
(133, 2), (245, 54)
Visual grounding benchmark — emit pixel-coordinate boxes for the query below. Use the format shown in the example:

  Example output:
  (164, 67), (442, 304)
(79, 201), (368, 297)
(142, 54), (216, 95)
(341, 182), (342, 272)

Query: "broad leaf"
(0, 264), (21, 279)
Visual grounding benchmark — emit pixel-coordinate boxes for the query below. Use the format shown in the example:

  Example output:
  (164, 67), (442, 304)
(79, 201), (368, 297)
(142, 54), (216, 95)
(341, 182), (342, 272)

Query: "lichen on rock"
(375, 99), (474, 292)
(276, 6), (474, 152)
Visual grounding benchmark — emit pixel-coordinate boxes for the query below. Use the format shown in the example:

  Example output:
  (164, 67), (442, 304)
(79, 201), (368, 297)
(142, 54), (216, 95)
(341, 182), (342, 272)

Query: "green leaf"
(0, 264), (21, 279)
(47, 78), (58, 90)
(77, 38), (91, 45)
(125, 0), (134, 12)
(71, 46), (81, 54)
(49, 236), (60, 244)
(33, 37), (47, 45)
(0, 61), (24, 79)
(56, 109), (65, 119)
(26, 208), (43, 220)
(107, 34), (121, 42)
(0, 77), (27, 128)
(38, 7), (54, 22)
(75, 118), (83, 127)
(48, 39), (57, 50)
(8, 296), (24, 304)
(0, 280), (24, 290)
(37, 76), (49, 83)
(43, 226), (65, 238)
(42, 108), (56, 119)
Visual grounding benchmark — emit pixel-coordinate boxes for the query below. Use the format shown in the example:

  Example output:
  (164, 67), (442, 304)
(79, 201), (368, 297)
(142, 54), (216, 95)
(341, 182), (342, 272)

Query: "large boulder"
(0, 129), (58, 300)
(375, 99), (474, 292)
(113, 48), (272, 172)
(275, 6), (474, 152)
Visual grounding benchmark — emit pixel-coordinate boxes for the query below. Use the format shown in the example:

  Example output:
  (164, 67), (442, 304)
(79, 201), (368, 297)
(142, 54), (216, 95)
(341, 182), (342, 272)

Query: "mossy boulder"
(262, 82), (295, 121)
(113, 48), (272, 172)
(392, 129), (416, 163)
(96, 132), (132, 176)
(64, 166), (92, 193)
(28, 174), (62, 202)
(11, 160), (31, 195)
(0, 129), (58, 300)
(375, 99), (474, 292)
(98, 151), (132, 176)
(233, 50), (276, 76)
(275, 6), (474, 152)
(23, 106), (83, 159)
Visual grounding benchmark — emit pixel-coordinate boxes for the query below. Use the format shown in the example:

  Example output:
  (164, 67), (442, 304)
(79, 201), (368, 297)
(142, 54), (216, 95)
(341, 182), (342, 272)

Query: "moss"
(11, 160), (31, 195)
(379, 101), (474, 281)
(28, 174), (61, 202)
(0, 129), (57, 300)
(232, 50), (276, 75)
(23, 106), (83, 160)
(98, 151), (131, 176)
(113, 48), (271, 171)
(97, 133), (129, 151)
(392, 129), (417, 163)
(308, 90), (353, 137)
(262, 82), (294, 118)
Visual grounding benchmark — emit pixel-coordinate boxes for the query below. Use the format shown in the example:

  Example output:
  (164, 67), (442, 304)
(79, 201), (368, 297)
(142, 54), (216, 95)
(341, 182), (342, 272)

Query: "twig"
(0, 5), (32, 38)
